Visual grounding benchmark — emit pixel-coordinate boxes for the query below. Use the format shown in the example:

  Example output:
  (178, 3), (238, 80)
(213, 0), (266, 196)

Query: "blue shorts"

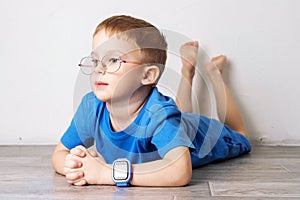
(182, 113), (251, 168)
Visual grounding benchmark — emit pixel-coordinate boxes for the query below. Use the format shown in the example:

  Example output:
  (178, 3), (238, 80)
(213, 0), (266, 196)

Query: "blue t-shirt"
(61, 87), (251, 167)
(62, 88), (195, 164)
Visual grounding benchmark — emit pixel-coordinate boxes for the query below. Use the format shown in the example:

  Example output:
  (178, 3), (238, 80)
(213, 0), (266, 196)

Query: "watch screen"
(113, 161), (129, 180)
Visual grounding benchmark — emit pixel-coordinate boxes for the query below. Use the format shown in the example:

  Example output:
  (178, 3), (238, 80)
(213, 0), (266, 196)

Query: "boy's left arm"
(65, 145), (192, 186)
(131, 146), (192, 186)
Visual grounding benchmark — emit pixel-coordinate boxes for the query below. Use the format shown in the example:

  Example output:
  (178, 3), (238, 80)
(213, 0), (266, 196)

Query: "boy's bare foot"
(180, 41), (199, 79)
(212, 55), (226, 73)
(204, 55), (227, 76)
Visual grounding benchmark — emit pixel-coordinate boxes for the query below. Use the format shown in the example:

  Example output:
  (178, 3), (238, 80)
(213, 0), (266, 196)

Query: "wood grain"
(0, 145), (299, 199)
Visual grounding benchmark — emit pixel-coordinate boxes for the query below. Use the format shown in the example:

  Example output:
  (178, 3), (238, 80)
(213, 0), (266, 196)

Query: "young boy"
(52, 15), (251, 187)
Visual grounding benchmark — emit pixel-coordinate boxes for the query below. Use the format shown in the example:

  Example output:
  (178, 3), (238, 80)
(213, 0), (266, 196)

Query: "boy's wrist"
(101, 164), (114, 185)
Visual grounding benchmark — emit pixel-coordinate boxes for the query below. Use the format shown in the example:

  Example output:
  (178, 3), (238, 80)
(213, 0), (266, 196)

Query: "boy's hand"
(64, 146), (87, 185)
(180, 41), (199, 78)
(64, 146), (109, 186)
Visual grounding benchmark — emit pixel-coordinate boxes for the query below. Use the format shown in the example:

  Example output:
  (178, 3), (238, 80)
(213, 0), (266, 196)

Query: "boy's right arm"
(52, 142), (71, 175)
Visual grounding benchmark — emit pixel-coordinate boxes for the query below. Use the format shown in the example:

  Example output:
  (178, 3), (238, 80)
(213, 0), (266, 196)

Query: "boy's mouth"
(95, 81), (109, 87)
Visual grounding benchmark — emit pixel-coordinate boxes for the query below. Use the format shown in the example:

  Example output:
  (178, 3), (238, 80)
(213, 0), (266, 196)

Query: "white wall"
(0, 0), (299, 145)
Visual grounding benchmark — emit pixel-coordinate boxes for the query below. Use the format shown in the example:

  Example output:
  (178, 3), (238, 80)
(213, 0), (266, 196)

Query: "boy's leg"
(176, 72), (194, 113)
(176, 41), (247, 138)
(205, 56), (248, 138)
(175, 41), (198, 113)
(176, 52), (248, 138)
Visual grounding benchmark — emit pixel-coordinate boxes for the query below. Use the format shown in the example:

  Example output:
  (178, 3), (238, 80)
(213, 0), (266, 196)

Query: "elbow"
(169, 158), (192, 186)
(174, 165), (192, 186)
(182, 167), (192, 186)
(167, 147), (193, 186)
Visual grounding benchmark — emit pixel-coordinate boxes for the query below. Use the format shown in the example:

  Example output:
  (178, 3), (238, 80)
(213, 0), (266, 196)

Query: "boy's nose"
(94, 63), (106, 74)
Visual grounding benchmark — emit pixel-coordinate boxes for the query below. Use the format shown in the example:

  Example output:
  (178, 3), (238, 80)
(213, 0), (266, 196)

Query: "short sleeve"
(148, 104), (195, 158)
(60, 119), (84, 149)
(60, 92), (96, 149)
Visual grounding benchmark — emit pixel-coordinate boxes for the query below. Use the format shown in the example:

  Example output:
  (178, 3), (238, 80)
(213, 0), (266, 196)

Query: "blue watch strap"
(116, 182), (130, 187)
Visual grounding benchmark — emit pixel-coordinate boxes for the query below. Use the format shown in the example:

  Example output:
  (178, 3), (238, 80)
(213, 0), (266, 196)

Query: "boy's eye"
(109, 57), (120, 63)
(102, 55), (122, 69)
(92, 59), (99, 66)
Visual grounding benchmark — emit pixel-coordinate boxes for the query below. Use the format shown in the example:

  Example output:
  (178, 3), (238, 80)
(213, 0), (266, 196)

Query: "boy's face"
(90, 30), (145, 103)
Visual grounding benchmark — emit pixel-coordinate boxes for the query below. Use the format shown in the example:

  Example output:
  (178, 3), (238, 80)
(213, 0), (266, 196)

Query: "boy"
(52, 15), (251, 187)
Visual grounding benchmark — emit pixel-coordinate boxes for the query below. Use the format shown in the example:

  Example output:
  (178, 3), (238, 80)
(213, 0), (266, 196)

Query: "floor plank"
(209, 181), (300, 198)
(0, 145), (299, 199)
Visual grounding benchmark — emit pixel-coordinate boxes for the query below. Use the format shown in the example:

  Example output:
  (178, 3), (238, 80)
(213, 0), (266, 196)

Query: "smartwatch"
(112, 158), (132, 187)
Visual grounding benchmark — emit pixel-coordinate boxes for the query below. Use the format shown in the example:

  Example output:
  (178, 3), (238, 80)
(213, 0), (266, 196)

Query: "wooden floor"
(0, 145), (300, 199)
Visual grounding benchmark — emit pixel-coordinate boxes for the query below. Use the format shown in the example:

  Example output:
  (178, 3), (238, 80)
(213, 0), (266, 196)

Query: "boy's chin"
(93, 91), (110, 102)
(96, 96), (110, 103)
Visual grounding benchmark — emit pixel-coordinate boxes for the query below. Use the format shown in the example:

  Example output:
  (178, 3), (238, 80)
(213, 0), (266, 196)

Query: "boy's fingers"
(66, 171), (84, 182)
(64, 167), (73, 174)
(89, 150), (99, 157)
(64, 165), (82, 174)
(65, 153), (83, 167)
(64, 159), (82, 169)
(73, 179), (87, 186)
(70, 146), (86, 157)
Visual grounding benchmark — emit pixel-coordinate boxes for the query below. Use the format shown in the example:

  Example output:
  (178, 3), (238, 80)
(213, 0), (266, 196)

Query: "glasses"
(78, 55), (142, 75)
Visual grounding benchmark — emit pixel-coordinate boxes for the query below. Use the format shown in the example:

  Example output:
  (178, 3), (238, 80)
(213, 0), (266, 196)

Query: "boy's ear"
(141, 65), (160, 86)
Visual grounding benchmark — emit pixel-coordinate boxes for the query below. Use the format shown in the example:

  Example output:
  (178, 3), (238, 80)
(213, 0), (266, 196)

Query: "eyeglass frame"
(78, 55), (143, 75)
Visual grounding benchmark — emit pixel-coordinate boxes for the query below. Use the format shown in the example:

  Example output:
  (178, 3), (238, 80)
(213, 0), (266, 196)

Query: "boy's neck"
(106, 86), (152, 132)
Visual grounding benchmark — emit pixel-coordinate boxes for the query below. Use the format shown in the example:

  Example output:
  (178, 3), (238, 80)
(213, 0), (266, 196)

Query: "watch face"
(113, 161), (129, 181)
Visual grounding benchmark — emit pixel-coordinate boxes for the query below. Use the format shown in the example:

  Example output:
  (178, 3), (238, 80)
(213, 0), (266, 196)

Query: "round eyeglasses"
(78, 55), (142, 75)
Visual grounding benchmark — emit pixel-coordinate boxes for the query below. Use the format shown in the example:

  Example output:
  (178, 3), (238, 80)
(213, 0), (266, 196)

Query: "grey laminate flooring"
(0, 145), (299, 199)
